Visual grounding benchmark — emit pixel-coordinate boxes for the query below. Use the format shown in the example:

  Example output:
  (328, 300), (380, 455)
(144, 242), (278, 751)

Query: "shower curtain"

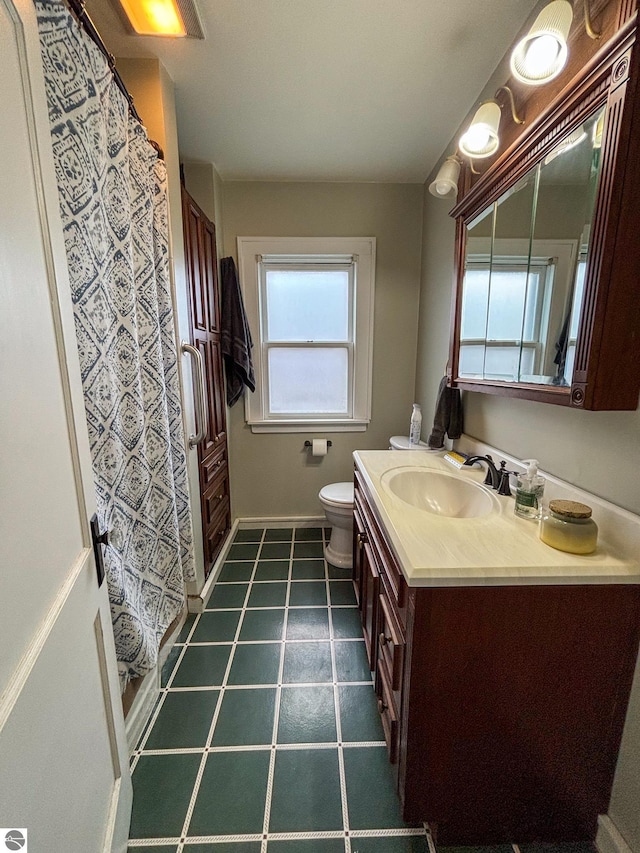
(36, 0), (195, 685)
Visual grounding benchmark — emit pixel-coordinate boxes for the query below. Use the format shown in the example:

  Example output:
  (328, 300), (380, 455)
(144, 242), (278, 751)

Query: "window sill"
(249, 419), (369, 434)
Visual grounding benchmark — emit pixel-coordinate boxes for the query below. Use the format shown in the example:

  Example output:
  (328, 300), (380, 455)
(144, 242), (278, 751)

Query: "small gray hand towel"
(427, 376), (463, 449)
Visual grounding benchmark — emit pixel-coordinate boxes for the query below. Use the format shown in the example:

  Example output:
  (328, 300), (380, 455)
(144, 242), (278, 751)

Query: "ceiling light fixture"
(510, 0), (573, 86)
(428, 155), (462, 200)
(118, 0), (187, 36)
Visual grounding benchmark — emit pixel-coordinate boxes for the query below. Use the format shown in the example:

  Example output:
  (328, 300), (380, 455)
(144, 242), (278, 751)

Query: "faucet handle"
(497, 461), (516, 496)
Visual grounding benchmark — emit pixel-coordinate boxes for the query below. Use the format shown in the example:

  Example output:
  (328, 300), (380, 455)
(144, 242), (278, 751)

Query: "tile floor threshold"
(127, 526), (597, 853)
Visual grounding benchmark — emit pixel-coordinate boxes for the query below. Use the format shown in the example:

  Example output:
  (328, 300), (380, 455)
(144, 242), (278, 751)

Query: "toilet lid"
(389, 435), (428, 450)
(319, 482), (354, 507)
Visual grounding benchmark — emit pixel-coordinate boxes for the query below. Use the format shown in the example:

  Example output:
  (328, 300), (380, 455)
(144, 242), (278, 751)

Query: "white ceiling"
(85, 0), (540, 183)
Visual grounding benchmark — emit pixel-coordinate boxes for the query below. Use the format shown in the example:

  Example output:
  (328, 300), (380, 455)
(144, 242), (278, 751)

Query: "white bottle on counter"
(409, 403), (422, 447)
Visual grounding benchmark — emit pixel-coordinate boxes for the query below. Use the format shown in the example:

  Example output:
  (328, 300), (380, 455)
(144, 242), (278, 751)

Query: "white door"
(0, 0), (132, 851)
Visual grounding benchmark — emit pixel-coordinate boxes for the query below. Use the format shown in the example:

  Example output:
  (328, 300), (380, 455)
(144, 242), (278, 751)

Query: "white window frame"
(237, 237), (376, 433)
(460, 237), (575, 381)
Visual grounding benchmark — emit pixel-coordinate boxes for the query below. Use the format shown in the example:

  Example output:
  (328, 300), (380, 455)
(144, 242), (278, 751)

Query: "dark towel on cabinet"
(220, 256), (255, 406)
(427, 376), (463, 449)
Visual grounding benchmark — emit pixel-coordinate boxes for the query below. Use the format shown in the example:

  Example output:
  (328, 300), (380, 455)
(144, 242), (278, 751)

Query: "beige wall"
(222, 181), (424, 519)
(417, 152), (640, 853)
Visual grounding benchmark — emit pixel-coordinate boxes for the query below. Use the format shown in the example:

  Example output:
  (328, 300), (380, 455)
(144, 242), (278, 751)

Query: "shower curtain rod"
(64, 0), (142, 124)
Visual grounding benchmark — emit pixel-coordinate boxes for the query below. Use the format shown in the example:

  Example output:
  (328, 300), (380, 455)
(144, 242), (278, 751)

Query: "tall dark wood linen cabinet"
(181, 185), (230, 576)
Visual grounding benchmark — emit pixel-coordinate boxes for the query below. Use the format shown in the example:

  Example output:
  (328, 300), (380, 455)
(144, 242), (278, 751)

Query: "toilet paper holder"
(304, 440), (332, 448)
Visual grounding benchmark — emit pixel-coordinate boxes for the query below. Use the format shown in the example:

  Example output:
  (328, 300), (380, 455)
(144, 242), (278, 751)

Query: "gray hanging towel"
(427, 376), (463, 449)
(220, 256), (255, 406)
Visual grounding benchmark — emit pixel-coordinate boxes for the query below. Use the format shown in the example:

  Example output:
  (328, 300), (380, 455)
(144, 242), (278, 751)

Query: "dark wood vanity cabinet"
(353, 467), (640, 844)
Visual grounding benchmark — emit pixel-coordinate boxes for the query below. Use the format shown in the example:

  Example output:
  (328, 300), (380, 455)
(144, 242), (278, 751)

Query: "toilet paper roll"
(312, 439), (328, 457)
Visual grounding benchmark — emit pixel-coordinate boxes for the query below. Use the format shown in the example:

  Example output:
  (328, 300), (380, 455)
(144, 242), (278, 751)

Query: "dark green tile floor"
(128, 525), (598, 853)
(128, 525), (426, 852)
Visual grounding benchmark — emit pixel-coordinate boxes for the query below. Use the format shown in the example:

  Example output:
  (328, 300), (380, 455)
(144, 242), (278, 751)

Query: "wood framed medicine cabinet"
(448, 0), (640, 410)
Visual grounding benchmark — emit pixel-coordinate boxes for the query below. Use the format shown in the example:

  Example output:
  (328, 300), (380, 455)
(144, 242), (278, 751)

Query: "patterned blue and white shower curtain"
(35, 0), (195, 685)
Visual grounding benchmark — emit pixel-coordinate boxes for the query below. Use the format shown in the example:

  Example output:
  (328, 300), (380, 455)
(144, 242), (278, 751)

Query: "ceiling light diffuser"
(459, 102), (501, 159)
(118, 0), (187, 36)
(510, 0), (573, 85)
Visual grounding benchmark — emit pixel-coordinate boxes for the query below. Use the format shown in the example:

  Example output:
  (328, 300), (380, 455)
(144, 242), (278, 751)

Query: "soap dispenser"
(514, 459), (545, 520)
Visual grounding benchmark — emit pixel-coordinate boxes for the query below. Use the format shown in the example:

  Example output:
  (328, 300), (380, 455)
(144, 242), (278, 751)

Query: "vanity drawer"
(375, 659), (399, 764)
(378, 592), (404, 692)
(354, 470), (408, 625)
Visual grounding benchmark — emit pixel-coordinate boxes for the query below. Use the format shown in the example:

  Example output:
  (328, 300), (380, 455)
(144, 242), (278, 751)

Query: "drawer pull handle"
(216, 494), (224, 502)
(356, 532), (367, 549)
(379, 632), (392, 647)
(377, 698), (388, 714)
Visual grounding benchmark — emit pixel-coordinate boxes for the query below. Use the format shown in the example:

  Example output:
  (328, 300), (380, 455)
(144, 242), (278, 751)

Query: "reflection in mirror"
(458, 105), (605, 387)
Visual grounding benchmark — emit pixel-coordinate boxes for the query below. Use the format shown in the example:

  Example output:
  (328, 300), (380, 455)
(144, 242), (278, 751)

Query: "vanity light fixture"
(428, 155), (462, 199)
(458, 88), (523, 160)
(459, 101), (502, 159)
(510, 0), (573, 86)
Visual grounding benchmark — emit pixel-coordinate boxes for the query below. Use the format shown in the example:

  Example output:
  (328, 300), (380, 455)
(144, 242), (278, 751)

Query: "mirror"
(449, 2), (640, 411)
(458, 106), (604, 388)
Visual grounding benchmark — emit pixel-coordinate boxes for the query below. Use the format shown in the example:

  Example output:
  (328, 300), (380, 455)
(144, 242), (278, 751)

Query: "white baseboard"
(237, 515), (326, 528)
(597, 815), (635, 853)
(125, 669), (159, 754)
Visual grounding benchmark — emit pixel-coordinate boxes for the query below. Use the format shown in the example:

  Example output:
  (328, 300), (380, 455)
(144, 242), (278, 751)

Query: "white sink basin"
(381, 468), (495, 518)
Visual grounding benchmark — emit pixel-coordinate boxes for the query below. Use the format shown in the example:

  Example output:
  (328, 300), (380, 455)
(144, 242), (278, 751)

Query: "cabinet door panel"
(375, 662), (399, 763)
(361, 541), (379, 671)
(378, 592), (404, 692)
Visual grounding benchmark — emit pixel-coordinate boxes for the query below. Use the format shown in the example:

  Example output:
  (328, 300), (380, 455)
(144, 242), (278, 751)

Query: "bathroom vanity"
(352, 450), (640, 844)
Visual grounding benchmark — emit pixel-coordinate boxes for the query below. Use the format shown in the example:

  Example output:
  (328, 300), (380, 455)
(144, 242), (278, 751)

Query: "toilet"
(319, 435), (431, 568)
(318, 482), (354, 569)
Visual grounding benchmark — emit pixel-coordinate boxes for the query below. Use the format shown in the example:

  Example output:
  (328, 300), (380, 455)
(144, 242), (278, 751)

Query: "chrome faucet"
(463, 454), (500, 489)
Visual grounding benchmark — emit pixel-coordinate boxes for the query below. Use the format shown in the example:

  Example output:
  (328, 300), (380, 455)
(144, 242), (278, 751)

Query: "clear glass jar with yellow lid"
(539, 500), (598, 555)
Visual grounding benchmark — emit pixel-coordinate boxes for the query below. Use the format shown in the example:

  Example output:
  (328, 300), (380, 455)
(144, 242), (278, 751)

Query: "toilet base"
(324, 524), (353, 569)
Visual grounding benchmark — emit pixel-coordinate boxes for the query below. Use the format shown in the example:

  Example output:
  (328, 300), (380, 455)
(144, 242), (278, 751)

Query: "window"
(459, 238), (575, 383)
(460, 255), (555, 379)
(237, 237), (375, 432)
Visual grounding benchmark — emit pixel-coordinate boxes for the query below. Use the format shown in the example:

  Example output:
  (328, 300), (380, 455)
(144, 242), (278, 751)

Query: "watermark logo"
(1, 829), (27, 851)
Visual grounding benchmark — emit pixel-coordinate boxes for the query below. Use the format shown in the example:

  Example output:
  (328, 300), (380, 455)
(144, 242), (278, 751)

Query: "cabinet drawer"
(378, 592), (404, 692)
(375, 661), (399, 764)
(203, 442), (227, 486)
(354, 471), (407, 625)
(203, 457), (230, 524)
(203, 492), (230, 572)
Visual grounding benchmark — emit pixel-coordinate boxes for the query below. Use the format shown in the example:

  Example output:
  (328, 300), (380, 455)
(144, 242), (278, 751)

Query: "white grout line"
(137, 739), (387, 757)
(426, 823), (438, 853)
(175, 530), (265, 853)
(260, 539), (292, 853)
(331, 608), (352, 853)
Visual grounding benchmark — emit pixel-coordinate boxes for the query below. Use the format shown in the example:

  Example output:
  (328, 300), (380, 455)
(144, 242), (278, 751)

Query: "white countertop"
(353, 450), (640, 587)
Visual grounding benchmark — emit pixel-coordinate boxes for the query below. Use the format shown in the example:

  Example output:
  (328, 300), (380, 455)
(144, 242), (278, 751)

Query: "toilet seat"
(319, 482), (354, 508)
